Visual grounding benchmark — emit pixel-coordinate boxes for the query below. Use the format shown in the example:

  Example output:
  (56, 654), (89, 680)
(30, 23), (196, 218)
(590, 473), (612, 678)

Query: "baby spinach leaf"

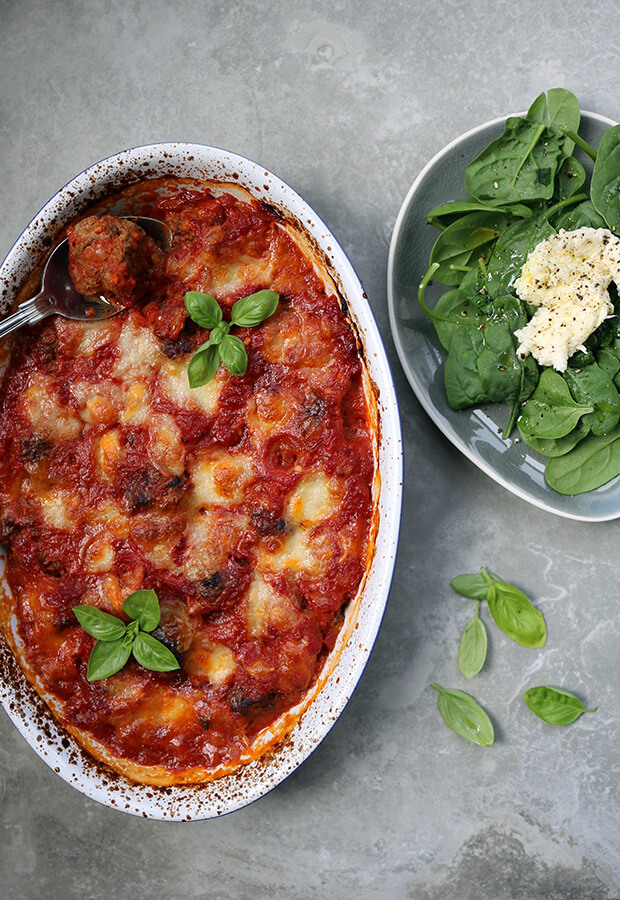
(554, 156), (586, 201)
(518, 369), (594, 441)
(563, 364), (620, 436)
(596, 347), (620, 381)
(443, 326), (487, 409)
(430, 684), (494, 746)
(72, 606), (127, 642)
(86, 636), (133, 682)
(428, 199), (532, 222)
(465, 117), (563, 206)
(526, 88), (580, 154)
(553, 199), (607, 231)
(457, 602), (487, 679)
(486, 580), (547, 648)
(545, 425), (620, 494)
(426, 289), (484, 351)
(523, 686), (596, 725)
(451, 569), (501, 600)
(591, 124), (620, 232)
(519, 417), (590, 458)
(429, 211), (509, 286)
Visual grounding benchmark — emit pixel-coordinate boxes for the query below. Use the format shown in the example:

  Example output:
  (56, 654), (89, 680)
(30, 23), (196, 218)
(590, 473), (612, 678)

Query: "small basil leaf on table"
(430, 684), (494, 746)
(523, 686), (597, 725)
(230, 290), (279, 327)
(457, 601), (487, 679)
(219, 334), (248, 376)
(86, 637), (133, 682)
(132, 632), (180, 673)
(123, 588), (160, 632)
(72, 606), (127, 642)
(486, 580), (547, 648)
(451, 570), (501, 601)
(184, 291), (223, 329)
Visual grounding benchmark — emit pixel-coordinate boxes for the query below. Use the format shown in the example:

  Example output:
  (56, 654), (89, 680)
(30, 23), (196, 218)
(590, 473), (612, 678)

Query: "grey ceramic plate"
(388, 109), (620, 522)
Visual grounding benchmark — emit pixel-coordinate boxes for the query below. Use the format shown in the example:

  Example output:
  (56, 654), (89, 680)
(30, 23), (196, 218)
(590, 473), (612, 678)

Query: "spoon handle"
(0, 293), (53, 339)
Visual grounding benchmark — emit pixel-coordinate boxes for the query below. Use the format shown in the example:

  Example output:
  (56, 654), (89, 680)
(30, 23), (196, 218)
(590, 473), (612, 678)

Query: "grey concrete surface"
(1, 1), (620, 897)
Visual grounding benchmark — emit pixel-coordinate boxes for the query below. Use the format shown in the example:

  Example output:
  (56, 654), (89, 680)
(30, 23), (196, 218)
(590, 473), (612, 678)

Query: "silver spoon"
(0, 217), (171, 339)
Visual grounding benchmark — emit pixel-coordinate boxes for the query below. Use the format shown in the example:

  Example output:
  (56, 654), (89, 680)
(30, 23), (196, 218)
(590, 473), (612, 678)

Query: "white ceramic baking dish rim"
(0, 143), (403, 820)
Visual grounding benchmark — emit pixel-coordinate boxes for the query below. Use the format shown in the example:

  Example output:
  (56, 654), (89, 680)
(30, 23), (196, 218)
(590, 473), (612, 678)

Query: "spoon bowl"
(0, 216), (171, 339)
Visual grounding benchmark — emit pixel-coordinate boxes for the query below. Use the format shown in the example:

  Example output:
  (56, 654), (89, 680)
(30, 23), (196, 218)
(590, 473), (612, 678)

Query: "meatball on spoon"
(0, 216), (171, 338)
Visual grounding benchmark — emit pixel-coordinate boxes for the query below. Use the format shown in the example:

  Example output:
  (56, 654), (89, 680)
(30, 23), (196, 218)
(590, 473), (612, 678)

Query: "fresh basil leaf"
(545, 425), (620, 494)
(523, 686), (597, 725)
(591, 124), (620, 232)
(430, 684), (494, 746)
(219, 334), (248, 376)
(86, 636), (133, 682)
(132, 632), (180, 673)
(184, 292), (223, 329)
(457, 602), (487, 679)
(73, 606), (127, 642)
(187, 344), (221, 388)
(123, 589), (160, 632)
(230, 290), (279, 327)
(486, 580), (547, 648)
(451, 570), (501, 601)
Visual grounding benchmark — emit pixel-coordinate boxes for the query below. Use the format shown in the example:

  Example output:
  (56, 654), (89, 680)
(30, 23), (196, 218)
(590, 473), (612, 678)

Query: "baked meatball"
(67, 214), (164, 304)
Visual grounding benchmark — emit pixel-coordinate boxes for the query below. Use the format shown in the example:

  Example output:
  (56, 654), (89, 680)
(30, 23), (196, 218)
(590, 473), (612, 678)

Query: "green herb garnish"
(430, 684), (494, 746)
(184, 289), (279, 388)
(73, 589), (180, 681)
(452, 566), (547, 649)
(523, 686), (597, 726)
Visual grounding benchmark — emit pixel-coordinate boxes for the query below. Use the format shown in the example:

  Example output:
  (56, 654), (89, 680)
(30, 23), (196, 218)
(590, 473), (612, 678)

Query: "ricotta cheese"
(514, 227), (620, 371)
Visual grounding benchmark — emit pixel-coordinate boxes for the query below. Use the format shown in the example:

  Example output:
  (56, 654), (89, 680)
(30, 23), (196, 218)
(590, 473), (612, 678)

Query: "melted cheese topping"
(0, 182), (376, 784)
(515, 227), (620, 371)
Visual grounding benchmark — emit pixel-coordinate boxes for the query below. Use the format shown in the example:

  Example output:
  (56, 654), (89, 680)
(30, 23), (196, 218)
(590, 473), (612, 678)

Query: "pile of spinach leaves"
(419, 88), (620, 495)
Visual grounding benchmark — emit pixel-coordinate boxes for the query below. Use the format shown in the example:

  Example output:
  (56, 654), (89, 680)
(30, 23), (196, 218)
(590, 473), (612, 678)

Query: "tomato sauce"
(0, 181), (376, 782)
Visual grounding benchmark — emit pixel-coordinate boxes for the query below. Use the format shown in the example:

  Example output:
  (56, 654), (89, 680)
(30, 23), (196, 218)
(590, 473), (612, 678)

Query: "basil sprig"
(523, 686), (597, 726)
(184, 289), (279, 388)
(430, 684), (494, 746)
(452, 566), (546, 649)
(73, 589), (180, 682)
